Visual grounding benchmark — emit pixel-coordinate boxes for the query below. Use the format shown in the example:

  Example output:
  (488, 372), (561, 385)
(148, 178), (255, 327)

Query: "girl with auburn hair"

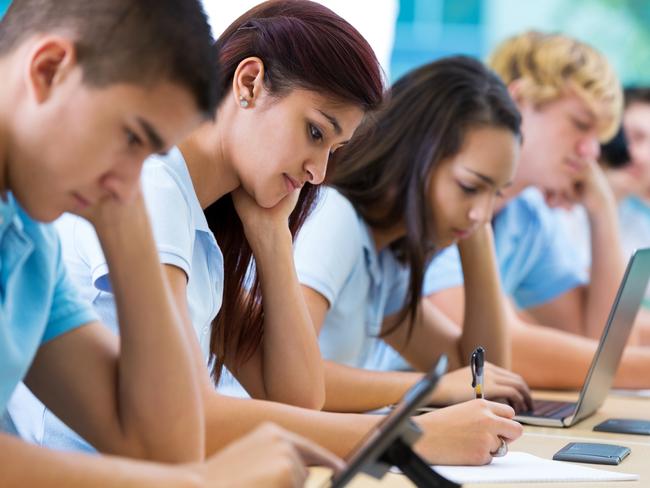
(294, 55), (533, 414)
(10, 1), (520, 470)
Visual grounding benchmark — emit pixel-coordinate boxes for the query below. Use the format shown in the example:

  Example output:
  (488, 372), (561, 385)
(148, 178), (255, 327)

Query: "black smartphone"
(329, 355), (448, 488)
(594, 418), (650, 436)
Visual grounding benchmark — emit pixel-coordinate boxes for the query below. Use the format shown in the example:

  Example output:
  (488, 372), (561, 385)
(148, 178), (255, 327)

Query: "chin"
(27, 205), (63, 223)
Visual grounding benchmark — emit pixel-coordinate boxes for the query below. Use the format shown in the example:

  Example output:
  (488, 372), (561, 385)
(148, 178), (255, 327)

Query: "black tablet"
(329, 355), (448, 488)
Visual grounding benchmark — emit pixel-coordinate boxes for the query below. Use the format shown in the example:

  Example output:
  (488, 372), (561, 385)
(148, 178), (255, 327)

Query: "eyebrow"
(462, 167), (512, 188)
(317, 109), (342, 135)
(136, 117), (166, 154)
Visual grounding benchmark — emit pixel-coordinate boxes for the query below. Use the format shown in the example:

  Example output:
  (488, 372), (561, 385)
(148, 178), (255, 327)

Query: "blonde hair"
(488, 31), (622, 141)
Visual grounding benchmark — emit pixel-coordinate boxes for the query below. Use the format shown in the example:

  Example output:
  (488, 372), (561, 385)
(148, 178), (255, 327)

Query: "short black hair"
(0, 0), (219, 117)
(600, 126), (629, 169)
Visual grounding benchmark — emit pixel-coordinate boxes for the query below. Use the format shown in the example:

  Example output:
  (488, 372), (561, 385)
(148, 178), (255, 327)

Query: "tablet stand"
(365, 419), (461, 488)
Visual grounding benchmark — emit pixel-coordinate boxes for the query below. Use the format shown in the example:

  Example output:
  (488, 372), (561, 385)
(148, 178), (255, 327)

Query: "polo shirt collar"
(161, 147), (211, 235)
(358, 214), (383, 286)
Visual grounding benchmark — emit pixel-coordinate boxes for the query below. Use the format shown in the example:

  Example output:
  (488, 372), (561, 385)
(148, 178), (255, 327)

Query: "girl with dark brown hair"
(294, 56), (533, 414)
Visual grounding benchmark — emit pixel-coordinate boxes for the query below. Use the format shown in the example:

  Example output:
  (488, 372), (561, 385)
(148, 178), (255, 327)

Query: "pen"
(471, 346), (508, 458)
(471, 346), (485, 399)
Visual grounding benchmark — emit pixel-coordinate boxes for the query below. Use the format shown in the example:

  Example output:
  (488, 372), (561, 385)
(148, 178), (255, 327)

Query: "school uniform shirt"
(6, 147), (230, 452)
(0, 194), (97, 434)
(294, 187), (411, 370)
(423, 187), (588, 308)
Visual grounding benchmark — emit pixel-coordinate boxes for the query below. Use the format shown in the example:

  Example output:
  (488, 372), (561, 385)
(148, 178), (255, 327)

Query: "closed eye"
(309, 123), (324, 142)
(458, 182), (478, 194)
(124, 127), (143, 148)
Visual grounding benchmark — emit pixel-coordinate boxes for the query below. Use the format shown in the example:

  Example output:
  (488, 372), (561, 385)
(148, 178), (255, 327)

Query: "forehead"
(624, 103), (650, 123)
(276, 88), (363, 116)
(540, 91), (596, 120)
(447, 126), (518, 181)
(82, 81), (202, 146)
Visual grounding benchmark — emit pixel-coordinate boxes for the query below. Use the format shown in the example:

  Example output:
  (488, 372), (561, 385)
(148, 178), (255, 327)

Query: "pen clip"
(470, 351), (478, 388)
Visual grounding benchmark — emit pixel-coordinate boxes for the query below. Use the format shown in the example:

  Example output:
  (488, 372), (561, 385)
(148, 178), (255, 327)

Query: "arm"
(164, 248), (524, 466)
(222, 189), (325, 409)
(526, 163), (626, 339)
(454, 223), (510, 367)
(0, 432), (198, 488)
(0, 422), (340, 488)
(429, 287), (650, 389)
(26, 195), (203, 462)
(202, 392), (523, 466)
(303, 285), (529, 413)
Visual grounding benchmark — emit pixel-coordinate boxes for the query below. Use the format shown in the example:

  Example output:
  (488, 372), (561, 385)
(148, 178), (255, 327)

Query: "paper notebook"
(392, 451), (639, 483)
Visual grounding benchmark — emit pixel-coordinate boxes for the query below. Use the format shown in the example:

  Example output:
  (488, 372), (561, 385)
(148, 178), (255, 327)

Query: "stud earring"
(239, 96), (249, 108)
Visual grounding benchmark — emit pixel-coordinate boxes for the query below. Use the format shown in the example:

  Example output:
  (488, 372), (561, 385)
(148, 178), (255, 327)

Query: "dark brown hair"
(0, 0), (219, 117)
(625, 86), (650, 108)
(600, 86), (650, 169)
(205, 0), (383, 383)
(328, 56), (521, 338)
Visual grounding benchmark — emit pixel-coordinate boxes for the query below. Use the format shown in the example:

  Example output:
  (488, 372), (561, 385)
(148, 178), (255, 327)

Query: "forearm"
(511, 313), (650, 389)
(0, 434), (198, 488)
(458, 225), (510, 367)
(251, 228), (325, 408)
(510, 320), (596, 389)
(94, 201), (203, 461)
(584, 196), (626, 338)
(321, 360), (423, 412)
(614, 346), (650, 388)
(203, 392), (378, 458)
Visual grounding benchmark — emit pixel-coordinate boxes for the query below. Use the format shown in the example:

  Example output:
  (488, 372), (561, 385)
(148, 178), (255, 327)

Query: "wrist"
(246, 224), (293, 255)
(92, 197), (149, 240)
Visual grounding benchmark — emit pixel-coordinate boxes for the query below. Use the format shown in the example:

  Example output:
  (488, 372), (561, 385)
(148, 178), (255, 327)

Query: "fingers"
(484, 364), (533, 411)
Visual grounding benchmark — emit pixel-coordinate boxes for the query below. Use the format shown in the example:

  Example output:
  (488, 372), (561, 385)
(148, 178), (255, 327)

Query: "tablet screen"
(329, 355), (448, 487)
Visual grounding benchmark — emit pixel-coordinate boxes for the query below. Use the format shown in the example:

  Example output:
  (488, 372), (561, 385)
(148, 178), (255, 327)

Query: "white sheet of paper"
(392, 451), (639, 483)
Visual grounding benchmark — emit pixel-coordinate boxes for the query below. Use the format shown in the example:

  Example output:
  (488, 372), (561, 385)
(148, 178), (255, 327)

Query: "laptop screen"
(571, 247), (650, 424)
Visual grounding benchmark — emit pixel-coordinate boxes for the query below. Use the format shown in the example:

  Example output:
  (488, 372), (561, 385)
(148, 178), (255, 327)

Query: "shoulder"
(299, 188), (364, 244)
(497, 187), (558, 236)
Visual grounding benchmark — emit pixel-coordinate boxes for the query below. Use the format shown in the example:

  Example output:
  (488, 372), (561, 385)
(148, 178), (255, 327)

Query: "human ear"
(507, 78), (537, 110)
(232, 56), (266, 109)
(27, 36), (76, 104)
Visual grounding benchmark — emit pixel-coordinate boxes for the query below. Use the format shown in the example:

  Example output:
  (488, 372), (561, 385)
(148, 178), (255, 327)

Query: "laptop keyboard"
(520, 399), (577, 419)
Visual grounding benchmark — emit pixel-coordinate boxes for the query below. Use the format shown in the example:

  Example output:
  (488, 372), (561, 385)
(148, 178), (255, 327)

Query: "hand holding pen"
(471, 346), (508, 457)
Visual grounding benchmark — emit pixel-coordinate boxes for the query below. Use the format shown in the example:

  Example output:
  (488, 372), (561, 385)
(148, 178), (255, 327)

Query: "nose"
(304, 149), (330, 186)
(468, 193), (495, 224)
(100, 157), (144, 204)
(578, 134), (600, 161)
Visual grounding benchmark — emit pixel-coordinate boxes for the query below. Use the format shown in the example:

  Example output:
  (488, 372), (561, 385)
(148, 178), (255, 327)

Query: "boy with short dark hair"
(0, 1), (339, 485)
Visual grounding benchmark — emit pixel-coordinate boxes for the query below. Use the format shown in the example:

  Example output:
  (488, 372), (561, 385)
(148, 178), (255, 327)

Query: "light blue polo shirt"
(423, 187), (588, 308)
(0, 194), (96, 415)
(294, 187), (410, 370)
(6, 147), (229, 452)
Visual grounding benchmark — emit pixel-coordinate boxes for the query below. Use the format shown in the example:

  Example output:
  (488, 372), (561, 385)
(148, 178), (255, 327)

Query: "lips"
(284, 174), (303, 192)
(452, 227), (472, 239)
(72, 192), (91, 209)
(565, 158), (588, 173)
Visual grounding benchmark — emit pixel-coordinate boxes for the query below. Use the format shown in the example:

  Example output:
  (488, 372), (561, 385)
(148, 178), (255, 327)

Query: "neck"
(0, 55), (17, 197)
(178, 110), (240, 210)
(370, 223), (405, 253)
(502, 147), (536, 205)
